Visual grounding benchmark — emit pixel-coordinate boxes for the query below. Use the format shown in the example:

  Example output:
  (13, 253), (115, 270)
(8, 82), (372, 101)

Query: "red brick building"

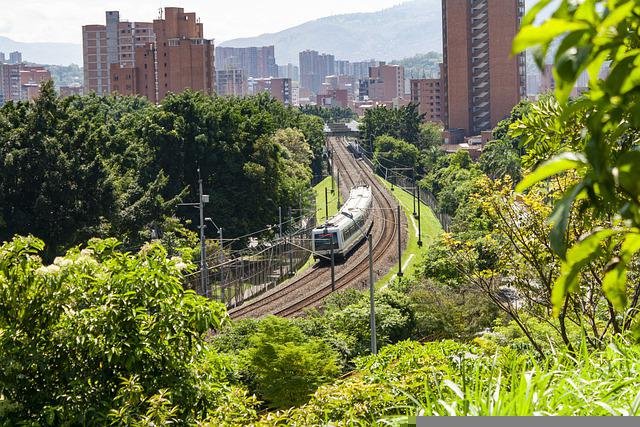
(84, 7), (215, 102)
(0, 64), (51, 102)
(442, 0), (526, 136)
(250, 77), (292, 106)
(366, 63), (405, 103)
(317, 89), (348, 108)
(410, 77), (443, 123)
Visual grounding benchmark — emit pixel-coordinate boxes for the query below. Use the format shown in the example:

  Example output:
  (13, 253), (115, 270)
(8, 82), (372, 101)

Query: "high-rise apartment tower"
(442, 0), (526, 136)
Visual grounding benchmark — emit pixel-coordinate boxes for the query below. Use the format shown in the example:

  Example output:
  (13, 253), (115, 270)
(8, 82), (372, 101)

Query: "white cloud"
(0, 0), (404, 43)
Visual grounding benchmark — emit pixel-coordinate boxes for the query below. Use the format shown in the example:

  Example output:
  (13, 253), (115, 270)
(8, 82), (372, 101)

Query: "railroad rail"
(228, 136), (405, 319)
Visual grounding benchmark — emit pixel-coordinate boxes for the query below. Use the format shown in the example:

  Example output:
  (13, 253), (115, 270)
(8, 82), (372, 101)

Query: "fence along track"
(229, 136), (403, 319)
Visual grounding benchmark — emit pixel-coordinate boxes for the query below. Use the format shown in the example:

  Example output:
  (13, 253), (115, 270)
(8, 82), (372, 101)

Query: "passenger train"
(311, 185), (373, 261)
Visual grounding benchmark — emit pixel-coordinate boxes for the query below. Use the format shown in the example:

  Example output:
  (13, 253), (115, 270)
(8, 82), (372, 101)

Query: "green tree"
(513, 0), (640, 321)
(360, 104), (424, 151)
(478, 139), (522, 182)
(243, 316), (340, 409)
(373, 135), (420, 178)
(0, 236), (231, 423)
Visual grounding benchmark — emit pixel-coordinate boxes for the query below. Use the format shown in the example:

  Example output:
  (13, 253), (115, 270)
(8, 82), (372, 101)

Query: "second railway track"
(228, 136), (405, 319)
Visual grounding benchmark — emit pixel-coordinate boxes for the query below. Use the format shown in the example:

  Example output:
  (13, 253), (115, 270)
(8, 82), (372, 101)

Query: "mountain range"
(220, 0), (442, 64)
(0, 36), (82, 66)
(1, 0), (442, 67)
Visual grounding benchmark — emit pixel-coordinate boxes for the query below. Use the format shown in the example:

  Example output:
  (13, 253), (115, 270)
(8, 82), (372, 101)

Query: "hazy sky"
(0, 0), (406, 44)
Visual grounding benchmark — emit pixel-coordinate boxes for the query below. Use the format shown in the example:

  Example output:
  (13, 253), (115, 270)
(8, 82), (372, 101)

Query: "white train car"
(312, 185), (373, 260)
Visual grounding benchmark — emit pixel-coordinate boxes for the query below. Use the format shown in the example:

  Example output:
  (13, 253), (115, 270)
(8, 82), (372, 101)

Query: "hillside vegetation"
(219, 0), (442, 64)
(3, 0), (640, 424)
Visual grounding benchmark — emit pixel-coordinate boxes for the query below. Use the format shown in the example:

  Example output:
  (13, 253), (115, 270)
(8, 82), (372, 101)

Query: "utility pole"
(279, 206), (283, 278)
(177, 169), (210, 296)
(336, 170), (341, 211)
(325, 187), (329, 221)
(368, 234), (377, 355)
(219, 226), (224, 301)
(330, 241), (335, 292)
(198, 172), (208, 295)
(397, 205), (403, 277)
(417, 188), (423, 247)
(331, 159), (335, 194)
(412, 170), (417, 217)
(342, 210), (376, 355)
(288, 206), (293, 275)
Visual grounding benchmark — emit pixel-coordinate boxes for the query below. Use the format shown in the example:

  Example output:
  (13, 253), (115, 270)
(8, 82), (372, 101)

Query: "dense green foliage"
(0, 236), (237, 424)
(513, 0), (640, 319)
(298, 105), (356, 123)
(0, 83), (324, 258)
(373, 135), (420, 178)
(257, 339), (640, 424)
(360, 103), (424, 151)
(7, 1), (640, 423)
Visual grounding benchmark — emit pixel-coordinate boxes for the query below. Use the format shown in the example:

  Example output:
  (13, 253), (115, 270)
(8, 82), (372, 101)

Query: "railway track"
(228, 137), (404, 319)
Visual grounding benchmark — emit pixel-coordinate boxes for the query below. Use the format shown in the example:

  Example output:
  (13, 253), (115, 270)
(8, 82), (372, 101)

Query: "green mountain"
(219, 0), (442, 65)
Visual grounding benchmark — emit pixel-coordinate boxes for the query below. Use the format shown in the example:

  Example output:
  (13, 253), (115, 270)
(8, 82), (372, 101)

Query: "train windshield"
(314, 232), (338, 251)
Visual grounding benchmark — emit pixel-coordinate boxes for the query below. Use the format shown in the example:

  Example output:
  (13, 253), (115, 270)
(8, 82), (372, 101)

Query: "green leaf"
(516, 152), (588, 193)
(549, 182), (587, 258)
(600, 1), (635, 32)
(614, 151), (640, 198)
(552, 228), (619, 316)
(512, 19), (591, 54)
(521, 0), (553, 28)
(603, 232), (640, 311)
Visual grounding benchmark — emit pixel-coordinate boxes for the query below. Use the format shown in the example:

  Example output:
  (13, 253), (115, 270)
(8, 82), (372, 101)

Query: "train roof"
(314, 185), (371, 230)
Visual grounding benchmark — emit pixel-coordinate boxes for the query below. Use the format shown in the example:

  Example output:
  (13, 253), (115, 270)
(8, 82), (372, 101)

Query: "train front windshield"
(315, 232), (338, 251)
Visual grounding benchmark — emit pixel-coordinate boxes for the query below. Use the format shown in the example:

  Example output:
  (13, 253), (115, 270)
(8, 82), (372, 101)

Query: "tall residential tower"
(442, 0), (526, 136)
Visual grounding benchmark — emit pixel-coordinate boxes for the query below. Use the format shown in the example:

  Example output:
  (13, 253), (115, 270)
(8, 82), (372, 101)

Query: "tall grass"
(256, 339), (640, 425)
(384, 340), (640, 420)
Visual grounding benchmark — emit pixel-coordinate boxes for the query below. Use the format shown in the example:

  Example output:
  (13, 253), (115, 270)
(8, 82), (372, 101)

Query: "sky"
(0, 0), (406, 44)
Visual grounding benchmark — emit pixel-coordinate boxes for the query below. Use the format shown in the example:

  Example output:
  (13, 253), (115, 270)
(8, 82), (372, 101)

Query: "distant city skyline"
(0, 0), (405, 45)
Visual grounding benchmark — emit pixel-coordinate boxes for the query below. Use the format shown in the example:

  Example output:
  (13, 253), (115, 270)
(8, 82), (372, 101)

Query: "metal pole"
(325, 187), (329, 221)
(417, 188), (423, 247)
(368, 234), (377, 355)
(198, 173), (207, 296)
(219, 227), (224, 302)
(288, 207), (293, 275)
(336, 170), (341, 210)
(330, 242), (335, 292)
(331, 159), (335, 194)
(412, 171), (417, 217)
(397, 205), (403, 277)
(279, 206), (283, 278)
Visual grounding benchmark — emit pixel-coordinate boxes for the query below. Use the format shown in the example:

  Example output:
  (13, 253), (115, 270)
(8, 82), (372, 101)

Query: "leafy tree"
(360, 104), (424, 151)
(373, 135), (420, 178)
(0, 87), (325, 258)
(418, 121), (444, 150)
(0, 82), (117, 260)
(0, 236), (237, 423)
(513, 0), (640, 323)
(242, 316), (340, 409)
(478, 139), (522, 182)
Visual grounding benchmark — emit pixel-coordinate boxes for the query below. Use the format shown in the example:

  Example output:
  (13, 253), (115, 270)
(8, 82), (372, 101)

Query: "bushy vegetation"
(0, 83), (324, 259)
(0, 236), (253, 424)
(5, 1), (640, 423)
